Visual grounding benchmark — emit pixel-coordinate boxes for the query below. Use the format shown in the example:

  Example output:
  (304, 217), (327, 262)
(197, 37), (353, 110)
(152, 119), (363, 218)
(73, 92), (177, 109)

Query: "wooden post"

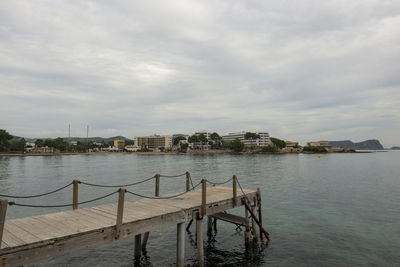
(257, 188), (263, 240)
(135, 234), (142, 259)
(251, 197), (259, 242)
(201, 179), (206, 217)
(0, 199), (7, 248)
(213, 217), (217, 233)
(73, 179), (79, 210)
(115, 187), (125, 240)
(142, 232), (149, 250)
(177, 222), (185, 267)
(186, 171), (190, 192)
(244, 205), (250, 245)
(232, 175), (237, 207)
(207, 216), (212, 236)
(155, 174), (160, 197)
(242, 200), (270, 241)
(196, 215), (204, 267)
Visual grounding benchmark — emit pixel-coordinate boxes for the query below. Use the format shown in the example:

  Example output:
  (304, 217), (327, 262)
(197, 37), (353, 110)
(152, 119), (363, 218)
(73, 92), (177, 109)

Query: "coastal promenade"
(0, 173), (268, 266)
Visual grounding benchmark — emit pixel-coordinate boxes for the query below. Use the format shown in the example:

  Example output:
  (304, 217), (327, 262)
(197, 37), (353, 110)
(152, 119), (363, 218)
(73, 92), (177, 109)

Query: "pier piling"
(177, 222), (185, 267)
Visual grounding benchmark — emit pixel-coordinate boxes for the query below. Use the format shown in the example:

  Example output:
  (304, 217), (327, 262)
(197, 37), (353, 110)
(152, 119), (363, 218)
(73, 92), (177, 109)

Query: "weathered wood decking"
(0, 186), (256, 266)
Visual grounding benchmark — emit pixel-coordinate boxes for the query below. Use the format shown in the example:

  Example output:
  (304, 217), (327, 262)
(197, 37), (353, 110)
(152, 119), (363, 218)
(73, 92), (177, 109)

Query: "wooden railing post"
(155, 174), (160, 197)
(201, 179), (206, 217)
(73, 179), (79, 210)
(0, 199), (7, 248)
(115, 187), (126, 240)
(232, 175), (237, 207)
(186, 172), (190, 192)
(257, 188), (263, 240)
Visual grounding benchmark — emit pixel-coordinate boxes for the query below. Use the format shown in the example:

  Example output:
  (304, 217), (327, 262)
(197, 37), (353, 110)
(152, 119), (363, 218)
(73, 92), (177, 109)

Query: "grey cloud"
(0, 0), (399, 146)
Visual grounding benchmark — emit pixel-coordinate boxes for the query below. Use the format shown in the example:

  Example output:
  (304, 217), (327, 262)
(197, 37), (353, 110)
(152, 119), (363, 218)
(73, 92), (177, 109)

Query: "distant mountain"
(390, 146), (400, 150)
(12, 135), (132, 143)
(328, 139), (384, 150)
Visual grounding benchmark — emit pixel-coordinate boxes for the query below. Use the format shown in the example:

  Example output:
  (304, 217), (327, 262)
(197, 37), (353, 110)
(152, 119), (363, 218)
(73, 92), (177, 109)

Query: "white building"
(222, 131), (270, 147)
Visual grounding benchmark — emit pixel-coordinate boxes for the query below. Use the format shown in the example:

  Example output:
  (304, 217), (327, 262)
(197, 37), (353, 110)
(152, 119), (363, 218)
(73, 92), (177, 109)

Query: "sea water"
(0, 151), (399, 266)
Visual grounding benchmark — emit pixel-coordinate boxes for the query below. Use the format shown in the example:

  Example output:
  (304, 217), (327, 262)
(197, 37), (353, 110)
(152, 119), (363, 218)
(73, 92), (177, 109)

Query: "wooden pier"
(0, 174), (269, 266)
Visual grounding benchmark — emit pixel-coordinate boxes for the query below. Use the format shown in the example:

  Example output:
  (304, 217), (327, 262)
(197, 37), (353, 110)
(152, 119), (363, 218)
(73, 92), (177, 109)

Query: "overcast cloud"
(1, 0), (399, 146)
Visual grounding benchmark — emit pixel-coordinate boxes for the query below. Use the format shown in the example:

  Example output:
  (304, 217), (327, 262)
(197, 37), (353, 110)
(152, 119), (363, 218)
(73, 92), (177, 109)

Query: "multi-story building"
(114, 140), (126, 150)
(135, 135), (173, 151)
(222, 131), (270, 147)
(306, 141), (331, 148)
(284, 141), (301, 152)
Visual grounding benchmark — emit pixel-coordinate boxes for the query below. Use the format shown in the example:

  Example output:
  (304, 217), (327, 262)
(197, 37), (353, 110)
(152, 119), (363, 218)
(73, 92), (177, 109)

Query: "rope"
(0, 182), (73, 199)
(205, 177), (233, 186)
(78, 175), (155, 188)
(8, 190), (119, 208)
(159, 172), (187, 178)
(236, 178), (251, 204)
(188, 173), (195, 190)
(126, 180), (202, 199)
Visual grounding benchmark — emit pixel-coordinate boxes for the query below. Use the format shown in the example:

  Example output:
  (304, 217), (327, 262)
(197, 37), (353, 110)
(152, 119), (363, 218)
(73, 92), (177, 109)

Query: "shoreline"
(0, 150), (372, 157)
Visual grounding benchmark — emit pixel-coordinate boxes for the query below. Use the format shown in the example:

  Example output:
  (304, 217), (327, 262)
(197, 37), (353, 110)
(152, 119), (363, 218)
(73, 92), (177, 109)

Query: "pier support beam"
(0, 199), (7, 248)
(244, 206), (250, 245)
(142, 232), (149, 250)
(207, 216), (213, 236)
(196, 217), (204, 267)
(251, 200), (259, 243)
(134, 234), (142, 259)
(177, 222), (185, 267)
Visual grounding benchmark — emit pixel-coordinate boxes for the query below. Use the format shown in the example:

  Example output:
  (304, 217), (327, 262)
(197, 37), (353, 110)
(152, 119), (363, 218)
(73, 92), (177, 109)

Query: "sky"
(0, 1), (399, 147)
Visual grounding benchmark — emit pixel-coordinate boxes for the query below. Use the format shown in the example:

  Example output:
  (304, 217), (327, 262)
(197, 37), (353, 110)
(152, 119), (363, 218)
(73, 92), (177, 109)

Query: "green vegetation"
(303, 146), (327, 153)
(209, 132), (222, 149)
(187, 135), (199, 144)
(0, 129), (13, 152)
(231, 138), (244, 152)
(173, 136), (186, 146)
(260, 145), (278, 152)
(179, 143), (189, 152)
(198, 133), (208, 144)
(244, 132), (260, 140)
(270, 137), (286, 149)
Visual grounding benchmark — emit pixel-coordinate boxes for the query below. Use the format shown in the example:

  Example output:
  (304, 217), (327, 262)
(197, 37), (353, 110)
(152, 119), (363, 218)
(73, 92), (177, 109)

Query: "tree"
(270, 137), (286, 149)
(0, 129), (13, 152)
(9, 138), (26, 153)
(210, 132), (222, 149)
(303, 146), (327, 153)
(35, 139), (44, 147)
(231, 138), (244, 152)
(244, 132), (260, 140)
(188, 135), (199, 143)
(173, 136), (186, 146)
(179, 143), (189, 152)
(261, 145), (278, 153)
(198, 133), (208, 145)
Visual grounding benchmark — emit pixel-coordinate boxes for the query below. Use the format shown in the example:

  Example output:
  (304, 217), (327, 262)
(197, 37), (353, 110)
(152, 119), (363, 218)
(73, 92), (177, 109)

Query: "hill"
(328, 139), (384, 150)
(12, 135), (132, 143)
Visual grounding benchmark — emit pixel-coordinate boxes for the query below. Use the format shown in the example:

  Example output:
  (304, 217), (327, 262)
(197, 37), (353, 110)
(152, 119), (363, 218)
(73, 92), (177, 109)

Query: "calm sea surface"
(0, 152), (399, 266)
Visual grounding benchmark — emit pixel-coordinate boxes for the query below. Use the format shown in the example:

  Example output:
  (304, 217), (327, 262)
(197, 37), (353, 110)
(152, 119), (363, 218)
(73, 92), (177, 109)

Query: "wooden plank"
(3, 221), (42, 244)
(211, 212), (246, 226)
(11, 217), (60, 241)
(1, 228), (24, 247)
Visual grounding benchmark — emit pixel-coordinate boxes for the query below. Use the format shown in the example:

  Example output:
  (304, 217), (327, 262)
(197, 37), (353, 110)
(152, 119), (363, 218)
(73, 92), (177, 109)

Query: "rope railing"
(0, 182), (73, 199)
(159, 172), (187, 178)
(126, 180), (202, 200)
(8, 190), (119, 208)
(78, 175), (156, 188)
(205, 177), (233, 186)
(0, 172), (251, 209)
